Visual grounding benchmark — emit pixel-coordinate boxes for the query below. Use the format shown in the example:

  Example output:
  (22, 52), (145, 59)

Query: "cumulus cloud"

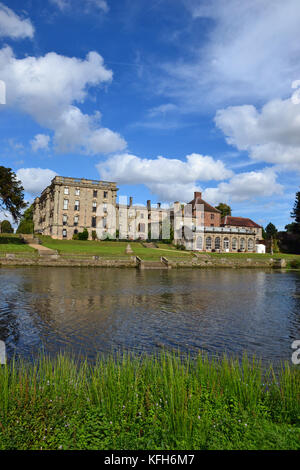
(161, 0), (300, 108)
(16, 168), (57, 195)
(0, 46), (126, 155)
(0, 3), (34, 39)
(30, 134), (51, 152)
(215, 95), (300, 171)
(203, 168), (283, 205)
(97, 152), (233, 201)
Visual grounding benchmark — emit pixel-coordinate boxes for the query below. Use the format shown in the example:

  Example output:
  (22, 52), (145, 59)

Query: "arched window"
(196, 236), (203, 250)
(232, 238), (237, 250)
(215, 237), (220, 250)
(224, 237), (230, 250)
(206, 236), (212, 250)
(240, 238), (245, 251)
(248, 239), (254, 251)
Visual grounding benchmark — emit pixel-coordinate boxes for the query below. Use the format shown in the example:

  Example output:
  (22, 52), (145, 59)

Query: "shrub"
(91, 230), (97, 241)
(78, 228), (89, 240)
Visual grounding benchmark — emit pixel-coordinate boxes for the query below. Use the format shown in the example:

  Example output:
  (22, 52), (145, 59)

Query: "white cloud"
(50, 0), (109, 13)
(0, 46), (126, 155)
(215, 95), (300, 171)
(203, 168), (283, 205)
(30, 134), (50, 152)
(148, 103), (178, 117)
(0, 3), (34, 39)
(97, 152), (233, 201)
(16, 168), (57, 195)
(161, 0), (300, 108)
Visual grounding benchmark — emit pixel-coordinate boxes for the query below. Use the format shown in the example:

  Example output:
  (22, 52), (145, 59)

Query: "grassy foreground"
(0, 352), (299, 450)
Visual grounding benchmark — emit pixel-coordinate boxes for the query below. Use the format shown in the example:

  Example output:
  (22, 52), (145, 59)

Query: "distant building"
(174, 192), (263, 252)
(33, 176), (118, 240)
(33, 178), (263, 252)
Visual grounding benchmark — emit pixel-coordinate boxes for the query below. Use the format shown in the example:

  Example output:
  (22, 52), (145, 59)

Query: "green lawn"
(0, 234), (36, 253)
(0, 351), (299, 450)
(204, 251), (300, 259)
(39, 237), (192, 260)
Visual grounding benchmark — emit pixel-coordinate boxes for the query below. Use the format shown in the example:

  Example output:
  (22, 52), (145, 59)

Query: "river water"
(0, 267), (299, 365)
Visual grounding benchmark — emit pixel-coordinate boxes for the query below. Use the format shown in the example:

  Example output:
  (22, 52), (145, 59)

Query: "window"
(103, 203), (107, 213)
(224, 237), (229, 250)
(92, 201), (97, 213)
(63, 214), (68, 225)
(138, 223), (145, 232)
(75, 188), (80, 196)
(62, 229), (67, 238)
(64, 187), (69, 195)
(74, 229), (78, 235)
(232, 238), (237, 250)
(210, 224), (214, 227)
(103, 191), (108, 199)
(240, 238), (245, 250)
(210, 213), (214, 220)
(248, 239), (254, 251)
(63, 199), (69, 210)
(141, 213), (144, 219)
(103, 218), (107, 229)
(215, 237), (220, 250)
(93, 190), (97, 198)
(206, 236), (212, 250)
(196, 236), (203, 250)
(91, 217), (96, 228)
(74, 215), (79, 226)
(74, 200), (80, 211)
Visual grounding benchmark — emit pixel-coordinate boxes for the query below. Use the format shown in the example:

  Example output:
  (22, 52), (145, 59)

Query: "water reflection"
(0, 267), (299, 364)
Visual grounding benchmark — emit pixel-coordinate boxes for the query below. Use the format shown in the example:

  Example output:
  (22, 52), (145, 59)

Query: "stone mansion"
(33, 176), (263, 253)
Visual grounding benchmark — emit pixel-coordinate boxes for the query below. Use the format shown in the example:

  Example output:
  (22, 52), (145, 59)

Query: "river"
(0, 267), (299, 365)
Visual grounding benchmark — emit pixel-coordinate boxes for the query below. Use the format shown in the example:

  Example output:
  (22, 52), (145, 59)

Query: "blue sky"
(1, 0), (300, 229)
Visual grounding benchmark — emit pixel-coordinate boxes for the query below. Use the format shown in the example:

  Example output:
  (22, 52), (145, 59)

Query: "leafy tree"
(215, 203), (232, 218)
(285, 223), (298, 234)
(91, 230), (97, 241)
(0, 166), (27, 222)
(290, 190), (300, 233)
(16, 204), (34, 234)
(78, 228), (89, 240)
(265, 222), (278, 239)
(1, 219), (13, 233)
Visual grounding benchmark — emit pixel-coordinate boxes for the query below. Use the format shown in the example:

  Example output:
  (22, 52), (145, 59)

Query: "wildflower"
(198, 416), (201, 420)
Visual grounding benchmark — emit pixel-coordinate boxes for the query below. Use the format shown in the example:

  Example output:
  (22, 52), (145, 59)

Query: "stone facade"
(33, 176), (118, 240)
(33, 180), (263, 253)
(173, 192), (263, 253)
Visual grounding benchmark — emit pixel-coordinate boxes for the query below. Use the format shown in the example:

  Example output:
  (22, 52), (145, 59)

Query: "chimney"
(129, 196), (133, 207)
(194, 191), (202, 200)
(147, 200), (151, 210)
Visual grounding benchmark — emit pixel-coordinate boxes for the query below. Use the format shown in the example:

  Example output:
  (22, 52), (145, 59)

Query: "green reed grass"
(0, 351), (299, 450)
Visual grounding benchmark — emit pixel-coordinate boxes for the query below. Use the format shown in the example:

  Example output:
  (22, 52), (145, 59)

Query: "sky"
(1, 0), (300, 229)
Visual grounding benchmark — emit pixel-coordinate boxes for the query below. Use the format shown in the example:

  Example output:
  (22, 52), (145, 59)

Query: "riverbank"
(0, 351), (299, 450)
(0, 252), (295, 268)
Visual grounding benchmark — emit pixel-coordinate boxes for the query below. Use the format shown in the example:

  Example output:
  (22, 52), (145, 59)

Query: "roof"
(221, 216), (261, 228)
(188, 194), (221, 214)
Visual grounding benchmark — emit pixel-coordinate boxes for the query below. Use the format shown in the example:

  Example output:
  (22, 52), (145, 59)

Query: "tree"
(265, 222), (278, 239)
(78, 228), (89, 240)
(215, 203), (232, 218)
(1, 220), (13, 233)
(16, 204), (34, 234)
(0, 166), (27, 222)
(290, 190), (300, 233)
